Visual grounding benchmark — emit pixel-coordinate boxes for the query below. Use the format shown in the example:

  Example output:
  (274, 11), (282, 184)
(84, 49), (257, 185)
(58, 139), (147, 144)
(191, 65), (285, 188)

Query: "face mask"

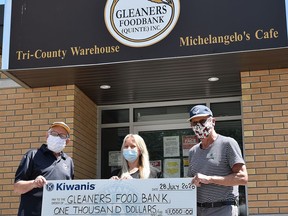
(123, 148), (138, 162)
(192, 117), (214, 139)
(47, 135), (66, 153)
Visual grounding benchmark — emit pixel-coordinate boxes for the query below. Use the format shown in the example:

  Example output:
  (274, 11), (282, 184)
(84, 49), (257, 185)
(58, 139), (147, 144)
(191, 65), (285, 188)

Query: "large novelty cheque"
(42, 178), (197, 216)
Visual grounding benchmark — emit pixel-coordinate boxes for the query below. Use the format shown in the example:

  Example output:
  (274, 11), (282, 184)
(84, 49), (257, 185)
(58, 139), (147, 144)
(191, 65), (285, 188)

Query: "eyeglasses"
(48, 130), (69, 139)
(190, 117), (211, 127)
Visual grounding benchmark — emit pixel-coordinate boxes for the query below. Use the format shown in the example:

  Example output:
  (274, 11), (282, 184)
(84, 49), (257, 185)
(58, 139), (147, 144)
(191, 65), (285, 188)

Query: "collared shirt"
(15, 144), (74, 216)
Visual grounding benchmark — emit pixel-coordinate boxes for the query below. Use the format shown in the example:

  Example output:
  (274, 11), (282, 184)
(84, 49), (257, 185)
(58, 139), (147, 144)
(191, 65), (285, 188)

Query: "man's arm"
(192, 163), (248, 187)
(14, 175), (47, 194)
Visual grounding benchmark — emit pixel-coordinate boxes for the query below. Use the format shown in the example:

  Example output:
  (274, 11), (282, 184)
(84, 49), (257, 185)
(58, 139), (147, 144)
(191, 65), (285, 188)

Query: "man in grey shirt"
(187, 105), (248, 216)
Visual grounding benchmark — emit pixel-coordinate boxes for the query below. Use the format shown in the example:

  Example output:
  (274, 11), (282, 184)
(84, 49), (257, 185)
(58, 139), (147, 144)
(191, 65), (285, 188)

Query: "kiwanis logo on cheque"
(105, 0), (180, 47)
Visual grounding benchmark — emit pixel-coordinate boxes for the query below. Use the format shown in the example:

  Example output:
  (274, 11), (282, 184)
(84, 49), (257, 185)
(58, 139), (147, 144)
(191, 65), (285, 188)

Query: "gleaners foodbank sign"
(2, 0), (287, 70)
(104, 0), (180, 47)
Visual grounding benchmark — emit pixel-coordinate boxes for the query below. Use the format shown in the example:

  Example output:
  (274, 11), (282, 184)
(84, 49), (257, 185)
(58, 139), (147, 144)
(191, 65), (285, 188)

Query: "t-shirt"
(15, 144), (74, 216)
(187, 135), (245, 203)
(111, 166), (162, 179)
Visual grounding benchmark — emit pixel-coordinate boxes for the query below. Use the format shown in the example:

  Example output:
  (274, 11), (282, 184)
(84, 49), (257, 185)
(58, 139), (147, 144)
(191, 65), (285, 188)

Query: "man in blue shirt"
(14, 122), (74, 216)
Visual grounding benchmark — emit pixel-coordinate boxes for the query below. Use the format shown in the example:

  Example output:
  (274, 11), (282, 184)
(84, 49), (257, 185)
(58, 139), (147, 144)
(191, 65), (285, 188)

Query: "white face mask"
(192, 117), (214, 139)
(47, 135), (66, 153)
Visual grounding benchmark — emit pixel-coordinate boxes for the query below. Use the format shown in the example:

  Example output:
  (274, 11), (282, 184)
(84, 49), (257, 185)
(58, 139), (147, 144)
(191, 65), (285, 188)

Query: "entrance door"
(134, 123), (194, 178)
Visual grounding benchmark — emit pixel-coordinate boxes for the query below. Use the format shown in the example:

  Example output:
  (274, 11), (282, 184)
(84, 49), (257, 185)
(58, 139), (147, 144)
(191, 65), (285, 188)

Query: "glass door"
(134, 124), (195, 178)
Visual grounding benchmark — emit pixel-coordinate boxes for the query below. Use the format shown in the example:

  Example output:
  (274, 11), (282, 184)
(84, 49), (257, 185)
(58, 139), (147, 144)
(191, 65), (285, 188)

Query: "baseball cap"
(50, 122), (71, 135)
(188, 105), (213, 121)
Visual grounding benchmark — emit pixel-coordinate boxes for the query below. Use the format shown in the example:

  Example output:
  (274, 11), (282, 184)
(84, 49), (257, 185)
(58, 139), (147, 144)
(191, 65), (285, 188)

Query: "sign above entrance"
(104, 0), (180, 47)
(2, 0), (287, 70)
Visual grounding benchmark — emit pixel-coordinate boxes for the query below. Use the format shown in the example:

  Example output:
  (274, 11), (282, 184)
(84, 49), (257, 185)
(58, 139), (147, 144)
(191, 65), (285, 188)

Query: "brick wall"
(241, 68), (288, 215)
(0, 84), (98, 215)
(0, 72), (7, 79)
(73, 86), (97, 179)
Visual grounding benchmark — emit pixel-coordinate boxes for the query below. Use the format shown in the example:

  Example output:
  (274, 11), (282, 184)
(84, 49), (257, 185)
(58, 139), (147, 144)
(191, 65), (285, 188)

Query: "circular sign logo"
(105, 0), (180, 47)
(45, 183), (55, 192)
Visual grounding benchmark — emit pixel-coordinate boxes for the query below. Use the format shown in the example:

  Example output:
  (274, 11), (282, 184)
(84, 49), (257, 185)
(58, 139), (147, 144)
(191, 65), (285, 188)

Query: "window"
(101, 109), (129, 124)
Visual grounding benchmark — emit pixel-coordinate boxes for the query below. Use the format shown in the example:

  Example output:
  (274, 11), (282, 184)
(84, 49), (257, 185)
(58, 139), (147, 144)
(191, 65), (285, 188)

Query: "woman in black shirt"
(110, 134), (162, 179)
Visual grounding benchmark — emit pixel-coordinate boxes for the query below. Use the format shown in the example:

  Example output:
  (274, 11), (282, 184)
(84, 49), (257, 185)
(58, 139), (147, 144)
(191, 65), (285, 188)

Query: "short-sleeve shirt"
(187, 135), (245, 203)
(15, 144), (74, 216)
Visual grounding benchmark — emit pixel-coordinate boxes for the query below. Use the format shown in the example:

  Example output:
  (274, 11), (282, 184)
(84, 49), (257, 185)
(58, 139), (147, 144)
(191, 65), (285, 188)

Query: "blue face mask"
(123, 148), (138, 162)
